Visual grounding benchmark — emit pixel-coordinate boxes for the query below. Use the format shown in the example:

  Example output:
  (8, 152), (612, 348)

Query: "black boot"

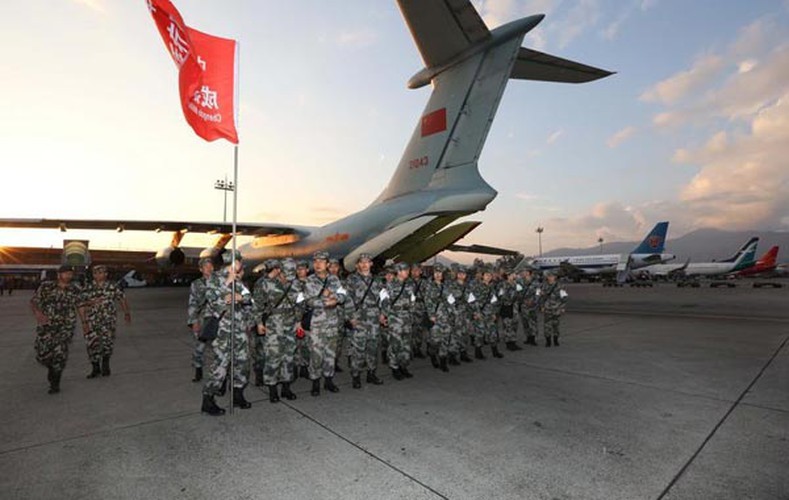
(381, 350), (389, 365)
(101, 355), (111, 376)
(254, 368), (264, 387)
(366, 370), (383, 385)
(299, 366), (310, 379)
(281, 382), (297, 400)
(527, 335), (537, 346)
(491, 345), (504, 358)
(391, 367), (404, 380)
(86, 362), (101, 379)
(448, 354), (460, 366)
(553, 336), (560, 346)
(475, 346), (486, 360)
(324, 377), (340, 393)
(506, 341), (523, 351)
(192, 367), (203, 383)
(400, 366), (414, 378)
(352, 375), (362, 389)
(429, 354), (440, 368)
(233, 387), (252, 409)
(334, 362), (344, 373)
(439, 356), (449, 372)
(48, 368), (61, 394)
(218, 376), (228, 396)
(311, 378), (320, 396)
(201, 394), (225, 416)
(268, 385), (280, 403)
(545, 336), (552, 347)
(413, 347), (425, 359)
(460, 351), (473, 363)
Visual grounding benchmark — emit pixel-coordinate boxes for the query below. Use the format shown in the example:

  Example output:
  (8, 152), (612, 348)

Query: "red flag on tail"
(147, 0), (239, 144)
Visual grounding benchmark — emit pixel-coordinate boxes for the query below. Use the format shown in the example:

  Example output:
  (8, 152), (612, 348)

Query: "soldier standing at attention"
(541, 271), (568, 347)
(187, 258), (214, 382)
(294, 260), (311, 380)
(381, 262), (415, 380)
(424, 263), (453, 372)
(345, 253), (385, 388)
(500, 270), (522, 352)
(519, 269), (540, 346)
(409, 264), (428, 359)
(30, 265), (82, 394)
(380, 266), (396, 366)
(251, 260), (280, 387)
(80, 264), (131, 378)
(304, 251), (345, 396)
(328, 257), (346, 374)
(447, 265), (474, 365)
(470, 266), (503, 359)
(201, 251), (254, 416)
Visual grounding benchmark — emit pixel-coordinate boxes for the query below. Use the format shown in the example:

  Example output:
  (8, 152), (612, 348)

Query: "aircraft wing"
(511, 48), (614, 83)
(446, 244), (520, 256)
(0, 218), (305, 236)
(397, 0), (490, 67)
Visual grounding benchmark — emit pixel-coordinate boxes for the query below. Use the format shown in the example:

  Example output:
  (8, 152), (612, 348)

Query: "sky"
(0, 0), (787, 260)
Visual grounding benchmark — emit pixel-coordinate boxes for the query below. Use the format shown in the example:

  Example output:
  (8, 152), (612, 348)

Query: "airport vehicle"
(0, 1), (612, 272)
(528, 222), (674, 279)
(642, 237), (759, 279)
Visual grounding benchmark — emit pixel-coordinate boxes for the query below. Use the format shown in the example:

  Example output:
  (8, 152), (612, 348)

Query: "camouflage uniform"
(187, 274), (210, 371)
(470, 278), (501, 355)
(520, 274), (541, 345)
(409, 270), (428, 357)
(31, 280), (81, 375)
(424, 273), (453, 369)
(381, 270), (414, 376)
(498, 278), (519, 343)
(540, 276), (568, 346)
(345, 270), (385, 380)
(447, 276), (473, 363)
(80, 280), (126, 364)
(294, 262), (310, 376)
(304, 271), (345, 382)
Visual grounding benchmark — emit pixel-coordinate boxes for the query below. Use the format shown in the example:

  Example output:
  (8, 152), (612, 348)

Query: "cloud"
(336, 28), (377, 48)
(640, 0), (659, 11)
(606, 126), (636, 148)
(72, 0), (105, 13)
(640, 54), (725, 105)
(546, 129), (564, 144)
(556, 0), (602, 49)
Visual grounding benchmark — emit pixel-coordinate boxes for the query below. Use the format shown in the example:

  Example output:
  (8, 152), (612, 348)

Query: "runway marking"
(656, 333), (789, 500)
(280, 400), (449, 500)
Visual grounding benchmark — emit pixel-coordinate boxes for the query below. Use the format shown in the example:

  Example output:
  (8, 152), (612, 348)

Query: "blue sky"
(0, 0), (787, 259)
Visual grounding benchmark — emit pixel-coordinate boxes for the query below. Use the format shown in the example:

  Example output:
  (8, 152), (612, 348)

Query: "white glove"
(447, 294), (456, 305)
(379, 289), (390, 301)
(559, 290), (568, 299)
(296, 292), (305, 304)
(467, 292), (476, 304)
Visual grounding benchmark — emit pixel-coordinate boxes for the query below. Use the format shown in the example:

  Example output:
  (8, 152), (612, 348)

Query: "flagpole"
(229, 40), (241, 415)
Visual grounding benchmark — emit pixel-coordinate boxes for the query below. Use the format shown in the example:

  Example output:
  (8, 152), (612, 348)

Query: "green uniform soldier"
(519, 269), (540, 346)
(470, 266), (503, 359)
(328, 257), (346, 374)
(447, 265), (474, 365)
(499, 271), (523, 351)
(30, 265), (82, 394)
(187, 258), (214, 382)
(252, 260), (280, 387)
(201, 251), (255, 416)
(345, 253), (386, 388)
(79, 264), (131, 378)
(540, 271), (568, 347)
(294, 260), (311, 379)
(409, 264), (428, 359)
(424, 263), (454, 372)
(381, 262), (415, 380)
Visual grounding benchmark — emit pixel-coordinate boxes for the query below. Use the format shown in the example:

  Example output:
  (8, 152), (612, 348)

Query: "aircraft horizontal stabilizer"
(446, 244), (519, 256)
(511, 48), (614, 84)
(397, 221), (481, 263)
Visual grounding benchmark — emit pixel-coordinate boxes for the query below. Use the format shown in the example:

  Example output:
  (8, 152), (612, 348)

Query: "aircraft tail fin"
(721, 236), (758, 263)
(732, 238), (759, 268)
(631, 222), (669, 254)
(758, 246), (779, 266)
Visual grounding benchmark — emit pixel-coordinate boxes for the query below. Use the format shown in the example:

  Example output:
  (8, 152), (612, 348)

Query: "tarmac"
(0, 282), (787, 500)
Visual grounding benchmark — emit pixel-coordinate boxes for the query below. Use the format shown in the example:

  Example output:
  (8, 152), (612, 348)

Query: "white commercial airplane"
(641, 237), (759, 278)
(528, 222), (674, 277)
(0, 1), (613, 272)
(119, 270), (147, 288)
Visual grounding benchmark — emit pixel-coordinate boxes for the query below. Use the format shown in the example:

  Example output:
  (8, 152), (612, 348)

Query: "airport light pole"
(598, 237), (604, 254)
(214, 176), (235, 223)
(536, 227), (544, 257)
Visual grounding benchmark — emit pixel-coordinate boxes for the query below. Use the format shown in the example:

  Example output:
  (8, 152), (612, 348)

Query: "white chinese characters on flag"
(147, 0), (239, 144)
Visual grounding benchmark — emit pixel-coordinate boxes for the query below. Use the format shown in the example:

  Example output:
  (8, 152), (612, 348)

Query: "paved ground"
(0, 283), (787, 500)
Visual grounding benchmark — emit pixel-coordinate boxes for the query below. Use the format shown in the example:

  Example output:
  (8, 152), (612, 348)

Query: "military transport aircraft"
(0, 1), (612, 272)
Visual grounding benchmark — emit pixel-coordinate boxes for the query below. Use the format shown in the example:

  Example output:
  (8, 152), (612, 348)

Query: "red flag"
(421, 108), (447, 137)
(147, 0), (239, 144)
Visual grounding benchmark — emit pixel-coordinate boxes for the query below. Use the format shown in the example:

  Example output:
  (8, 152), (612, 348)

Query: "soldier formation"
(189, 251), (569, 416)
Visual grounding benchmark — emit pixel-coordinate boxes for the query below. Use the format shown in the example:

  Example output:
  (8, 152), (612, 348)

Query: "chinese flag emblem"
(421, 108), (447, 137)
(147, 0), (239, 144)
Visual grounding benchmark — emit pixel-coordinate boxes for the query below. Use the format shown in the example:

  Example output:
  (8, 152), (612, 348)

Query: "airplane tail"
(732, 238), (759, 268)
(758, 246), (779, 266)
(375, 1), (612, 205)
(631, 222), (669, 254)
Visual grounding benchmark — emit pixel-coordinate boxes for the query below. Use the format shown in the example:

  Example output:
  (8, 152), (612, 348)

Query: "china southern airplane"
(527, 222), (675, 276)
(0, 1), (612, 272)
(641, 237), (759, 278)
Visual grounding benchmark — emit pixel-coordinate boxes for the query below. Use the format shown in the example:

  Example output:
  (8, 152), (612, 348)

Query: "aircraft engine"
(155, 246), (185, 267)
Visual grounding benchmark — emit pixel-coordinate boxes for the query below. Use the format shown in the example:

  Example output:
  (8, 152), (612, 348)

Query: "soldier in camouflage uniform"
(201, 251), (255, 416)
(30, 265), (82, 394)
(79, 264), (131, 378)
(253, 258), (302, 403)
(447, 265), (474, 365)
(424, 263), (454, 372)
(540, 271), (568, 347)
(381, 262), (415, 380)
(251, 260), (280, 387)
(303, 250), (346, 396)
(409, 263), (428, 359)
(187, 258), (214, 382)
(499, 270), (523, 351)
(294, 260), (311, 379)
(345, 253), (386, 388)
(470, 266), (503, 359)
(328, 257), (346, 374)
(380, 266), (396, 366)
(519, 269), (540, 346)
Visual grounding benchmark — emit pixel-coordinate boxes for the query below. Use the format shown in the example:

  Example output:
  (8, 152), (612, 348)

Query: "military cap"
(281, 258), (297, 273)
(57, 264), (74, 273)
(264, 259), (281, 270)
(313, 250), (330, 261)
(410, 262), (422, 270)
(222, 250), (242, 265)
(385, 266), (396, 274)
(328, 257), (340, 265)
(480, 264), (493, 274)
(450, 263), (459, 272)
(456, 265), (468, 274)
(544, 269), (557, 277)
(394, 262), (410, 272)
(296, 260), (309, 269)
(433, 263), (446, 272)
(92, 264), (108, 272)
(357, 253), (373, 263)
(198, 257), (213, 268)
